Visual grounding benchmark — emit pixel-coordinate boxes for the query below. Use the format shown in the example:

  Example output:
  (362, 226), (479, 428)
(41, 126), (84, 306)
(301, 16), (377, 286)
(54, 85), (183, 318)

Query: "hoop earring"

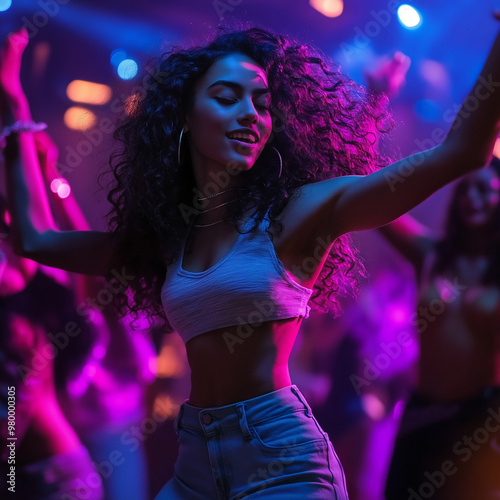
(177, 128), (185, 166)
(271, 146), (282, 179)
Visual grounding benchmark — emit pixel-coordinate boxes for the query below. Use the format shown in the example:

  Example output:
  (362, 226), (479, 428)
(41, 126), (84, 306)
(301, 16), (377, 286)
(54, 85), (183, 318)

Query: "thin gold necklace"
(193, 192), (239, 227)
(196, 188), (239, 202)
(192, 219), (229, 228)
(197, 199), (237, 214)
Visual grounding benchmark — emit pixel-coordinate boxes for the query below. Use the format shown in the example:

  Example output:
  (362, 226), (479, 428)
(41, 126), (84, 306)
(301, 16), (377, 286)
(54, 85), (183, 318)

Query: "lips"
(226, 129), (259, 144)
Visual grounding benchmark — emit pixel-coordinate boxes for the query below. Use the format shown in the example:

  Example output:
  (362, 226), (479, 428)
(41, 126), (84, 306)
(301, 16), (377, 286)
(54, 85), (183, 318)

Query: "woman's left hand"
(0, 28), (29, 101)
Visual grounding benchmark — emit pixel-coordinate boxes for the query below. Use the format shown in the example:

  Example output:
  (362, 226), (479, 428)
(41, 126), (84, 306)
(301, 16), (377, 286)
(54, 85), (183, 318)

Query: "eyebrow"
(207, 80), (270, 96)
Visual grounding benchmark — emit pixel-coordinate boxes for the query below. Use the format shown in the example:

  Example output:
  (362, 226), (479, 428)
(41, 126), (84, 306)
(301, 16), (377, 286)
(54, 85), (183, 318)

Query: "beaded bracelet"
(0, 120), (47, 149)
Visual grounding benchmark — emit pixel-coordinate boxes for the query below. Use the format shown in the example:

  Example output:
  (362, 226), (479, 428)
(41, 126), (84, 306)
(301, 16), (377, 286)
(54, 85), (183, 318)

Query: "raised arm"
(299, 21), (500, 241)
(377, 213), (435, 271)
(1, 29), (115, 276)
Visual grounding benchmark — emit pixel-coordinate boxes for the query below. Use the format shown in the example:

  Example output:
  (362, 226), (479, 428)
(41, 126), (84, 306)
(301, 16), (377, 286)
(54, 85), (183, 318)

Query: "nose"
(237, 98), (258, 125)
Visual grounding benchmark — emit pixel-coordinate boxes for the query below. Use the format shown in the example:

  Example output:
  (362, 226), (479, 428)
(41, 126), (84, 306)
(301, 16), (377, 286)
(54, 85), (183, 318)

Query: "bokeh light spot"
(64, 107), (97, 131)
(50, 178), (62, 193)
(66, 80), (112, 105)
(50, 178), (71, 198)
(0, 0), (12, 12)
(110, 48), (127, 67)
(117, 59), (138, 80)
(56, 183), (71, 199)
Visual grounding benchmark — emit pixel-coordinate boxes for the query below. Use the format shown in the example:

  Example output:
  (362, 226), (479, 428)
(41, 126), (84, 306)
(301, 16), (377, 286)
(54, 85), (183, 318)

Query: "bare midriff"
(185, 317), (302, 407)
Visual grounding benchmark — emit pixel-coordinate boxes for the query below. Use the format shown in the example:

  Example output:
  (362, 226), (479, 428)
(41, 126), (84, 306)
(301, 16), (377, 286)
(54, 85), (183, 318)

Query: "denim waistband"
(174, 385), (312, 439)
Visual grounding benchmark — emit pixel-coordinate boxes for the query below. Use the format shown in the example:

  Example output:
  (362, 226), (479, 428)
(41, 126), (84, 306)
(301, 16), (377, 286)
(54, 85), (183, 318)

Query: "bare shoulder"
(265, 176), (362, 286)
(277, 175), (361, 240)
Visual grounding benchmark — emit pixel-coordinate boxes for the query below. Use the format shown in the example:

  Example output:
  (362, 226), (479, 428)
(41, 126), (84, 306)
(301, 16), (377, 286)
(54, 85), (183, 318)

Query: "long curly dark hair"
(106, 26), (392, 323)
(434, 157), (500, 283)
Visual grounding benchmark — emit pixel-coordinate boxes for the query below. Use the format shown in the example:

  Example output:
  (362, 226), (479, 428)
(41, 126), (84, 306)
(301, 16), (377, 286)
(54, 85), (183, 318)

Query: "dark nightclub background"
(1, 0), (497, 254)
(1, 1), (499, 499)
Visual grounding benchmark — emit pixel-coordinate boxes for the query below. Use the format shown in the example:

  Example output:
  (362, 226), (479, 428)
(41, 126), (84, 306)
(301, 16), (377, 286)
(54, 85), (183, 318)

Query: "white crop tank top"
(161, 213), (313, 343)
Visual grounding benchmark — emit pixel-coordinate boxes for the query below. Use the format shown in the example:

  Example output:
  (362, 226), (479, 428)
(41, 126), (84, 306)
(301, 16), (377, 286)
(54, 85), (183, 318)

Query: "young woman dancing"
(3, 17), (500, 498)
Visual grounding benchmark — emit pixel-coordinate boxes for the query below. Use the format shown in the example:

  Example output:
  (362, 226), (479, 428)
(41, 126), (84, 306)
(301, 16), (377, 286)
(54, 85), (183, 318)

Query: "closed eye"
(215, 96), (237, 105)
(214, 96), (270, 113)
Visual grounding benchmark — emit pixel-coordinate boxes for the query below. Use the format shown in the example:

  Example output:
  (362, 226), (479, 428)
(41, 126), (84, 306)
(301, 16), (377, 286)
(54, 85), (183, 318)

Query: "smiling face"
(184, 53), (273, 179)
(456, 167), (500, 228)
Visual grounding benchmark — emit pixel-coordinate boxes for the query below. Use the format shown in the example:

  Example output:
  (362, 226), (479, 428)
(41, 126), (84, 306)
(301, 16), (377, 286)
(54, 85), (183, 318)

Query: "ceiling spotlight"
(310, 0), (344, 18)
(397, 4), (422, 29)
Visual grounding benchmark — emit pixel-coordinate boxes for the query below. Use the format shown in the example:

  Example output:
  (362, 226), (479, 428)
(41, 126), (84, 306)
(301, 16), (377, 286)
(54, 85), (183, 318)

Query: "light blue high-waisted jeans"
(155, 385), (349, 499)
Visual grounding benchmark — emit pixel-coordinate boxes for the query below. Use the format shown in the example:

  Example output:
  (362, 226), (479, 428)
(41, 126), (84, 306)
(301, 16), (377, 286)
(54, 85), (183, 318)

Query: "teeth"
(228, 132), (256, 144)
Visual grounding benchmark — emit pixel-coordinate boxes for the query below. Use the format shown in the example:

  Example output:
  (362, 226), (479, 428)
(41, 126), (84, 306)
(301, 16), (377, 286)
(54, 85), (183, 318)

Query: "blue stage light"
(110, 49), (127, 67)
(0, 0), (12, 12)
(117, 59), (138, 80)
